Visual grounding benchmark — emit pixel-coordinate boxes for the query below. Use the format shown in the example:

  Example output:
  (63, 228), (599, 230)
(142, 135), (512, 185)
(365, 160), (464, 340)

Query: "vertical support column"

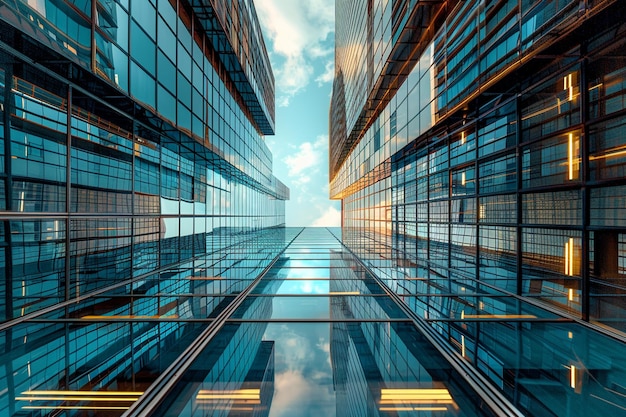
(65, 85), (72, 303)
(3, 60), (16, 417)
(91, 0), (97, 73)
(130, 119), (137, 391)
(366, 0), (374, 92)
(447, 145), (452, 288)
(515, 93), (523, 297)
(473, 117), (480, 288)
(130, 133), (136, 283)
(62, 64), (74, 389)
(426, 145), (431, 286)
(3, 63), (13, 320)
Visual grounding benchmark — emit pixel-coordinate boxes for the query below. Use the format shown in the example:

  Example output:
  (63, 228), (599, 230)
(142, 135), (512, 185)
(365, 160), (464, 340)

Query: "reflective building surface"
(330, 0), (626, 416)
(3, 226), (626, 416)
(0, 0), (289, 415)
(3, 0), (626, 416)
(102, 228), (508, 417)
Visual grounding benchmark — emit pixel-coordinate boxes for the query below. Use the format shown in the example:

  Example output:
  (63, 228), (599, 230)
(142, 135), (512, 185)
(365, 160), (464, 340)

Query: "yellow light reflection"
(380, 388), (453, 405)
(564, 237), (574, 276)
(197, 400), (260, 405)
(23, 406), (130, 410)
(21, 390), (144, 396)
(379, 400), (453, 405)
(196, 389), (261, 404)
(380, 406), (448, 412)
(197, 389), (259, 395)
(568, 133), (574, 180)
(565, 239), (569, 275)
(196, 397), (261, 405)
(589, 146), (626, 161)
(196, 394), (260, 400)
(17, 396), (139, 402)
(570, 365), (576, 389)
(566, 73), (574, 101)
(379, 398), (453, 404)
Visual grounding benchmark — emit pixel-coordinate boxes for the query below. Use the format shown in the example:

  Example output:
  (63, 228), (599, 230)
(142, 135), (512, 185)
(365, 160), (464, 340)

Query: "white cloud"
(316, 338), (330, 353)
(316, 338), (333, 369)
(314, 134), (328, 147)
(284, 142), (318, 176)
(279, 134), (338, 226)
(283, 134), (327, 178)
(292, 175), (311, 186)
(315, 60), (335, 86)
(280, 54), (314, 95)
(256, 0), (335, 105)
(270, 369), (335, 417)
(311, 205), (341, 227)
(276, 95), (291, 108)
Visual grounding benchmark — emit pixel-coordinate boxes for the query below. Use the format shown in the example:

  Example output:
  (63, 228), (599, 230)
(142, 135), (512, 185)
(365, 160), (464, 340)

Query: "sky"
(255, 0), (341, 227)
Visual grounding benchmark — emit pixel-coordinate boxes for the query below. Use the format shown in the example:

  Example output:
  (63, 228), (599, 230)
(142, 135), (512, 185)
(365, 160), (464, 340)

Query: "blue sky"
(255, 0), (341, 227)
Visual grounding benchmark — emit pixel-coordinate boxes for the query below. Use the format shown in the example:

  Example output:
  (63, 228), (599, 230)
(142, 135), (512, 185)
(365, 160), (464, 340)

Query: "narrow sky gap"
(256, 0), (341, 227)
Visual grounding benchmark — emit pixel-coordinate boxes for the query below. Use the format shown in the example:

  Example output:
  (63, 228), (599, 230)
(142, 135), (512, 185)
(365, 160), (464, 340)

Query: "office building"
(0, 0), (288, 415)
(2, 0), (626, 416)
(330, 0), (626, 415)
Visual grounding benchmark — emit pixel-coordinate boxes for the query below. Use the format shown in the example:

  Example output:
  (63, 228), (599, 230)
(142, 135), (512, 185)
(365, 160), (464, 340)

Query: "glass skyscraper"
(2, 0), (626, 416)
(0, 0), (290, 415)
(330, 0), (626, 415)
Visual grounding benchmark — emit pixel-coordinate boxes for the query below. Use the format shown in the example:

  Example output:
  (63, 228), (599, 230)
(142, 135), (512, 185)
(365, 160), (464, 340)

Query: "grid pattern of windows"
(0, 1), (288, 415)
(331, 0), (626, 335)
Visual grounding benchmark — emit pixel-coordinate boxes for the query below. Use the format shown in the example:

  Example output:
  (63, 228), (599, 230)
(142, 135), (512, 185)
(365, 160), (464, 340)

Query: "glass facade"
(330, 0), (626, 415)
(107, 228), (525, 417)
(2, 0), (626, 415)
(2, 224), (626, 416)
(0, 0), (288, 415)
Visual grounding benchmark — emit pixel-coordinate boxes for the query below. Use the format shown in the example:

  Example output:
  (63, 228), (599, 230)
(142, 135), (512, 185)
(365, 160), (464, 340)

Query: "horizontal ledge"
(425, 317), (574, 322)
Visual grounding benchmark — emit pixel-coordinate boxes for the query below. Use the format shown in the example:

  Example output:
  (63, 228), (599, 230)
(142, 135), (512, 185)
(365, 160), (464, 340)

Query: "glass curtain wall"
(330, 2), (626, 413)
(4, 227), (621, 417)
(330, 0), (626, 335)
(0, 0), (287, 415)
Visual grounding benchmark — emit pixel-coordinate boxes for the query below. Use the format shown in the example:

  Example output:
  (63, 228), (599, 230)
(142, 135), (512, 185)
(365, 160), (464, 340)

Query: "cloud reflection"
(265, 323), (336, 417)
(270, 370), (335, 417)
